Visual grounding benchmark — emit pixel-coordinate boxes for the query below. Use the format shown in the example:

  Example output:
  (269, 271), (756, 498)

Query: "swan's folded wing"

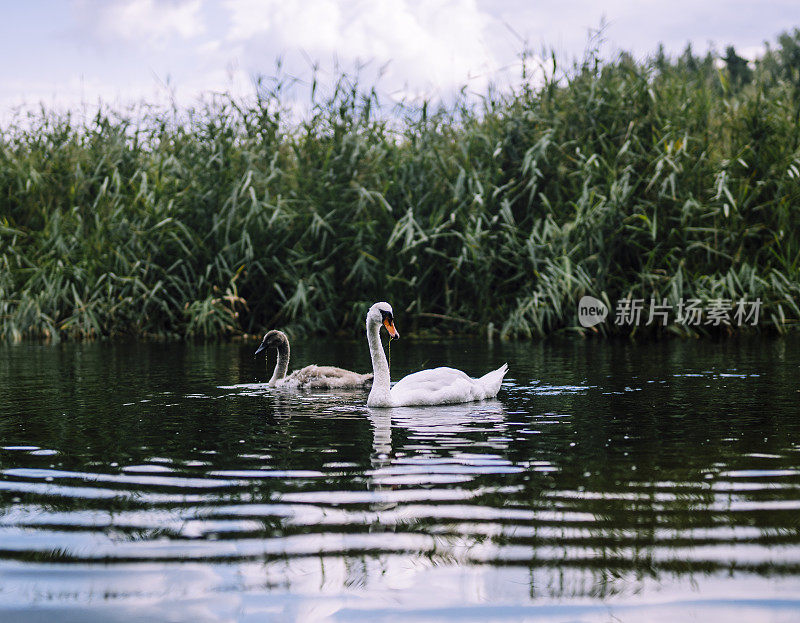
(311, 366), (363, 378)
(392, 367), (470, 390)
(306, 366), (373, 388)
(282, 365), (317, 387)
(391, 367), (478, 405)
(286, 365), (372, 388)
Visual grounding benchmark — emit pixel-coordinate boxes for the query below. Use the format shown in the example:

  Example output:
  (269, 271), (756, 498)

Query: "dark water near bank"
(0, 337), (799, 622)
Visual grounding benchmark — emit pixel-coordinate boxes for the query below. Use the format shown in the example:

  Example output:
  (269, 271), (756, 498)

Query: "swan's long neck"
(367, 320), (391, 401)
(268, 340), (290, 386)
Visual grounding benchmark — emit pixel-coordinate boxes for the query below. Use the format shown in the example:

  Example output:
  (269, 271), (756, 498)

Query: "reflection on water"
(0, 337), (799, 621)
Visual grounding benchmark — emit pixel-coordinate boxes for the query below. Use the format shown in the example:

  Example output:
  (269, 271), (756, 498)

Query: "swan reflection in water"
(366, 400), (511, 510)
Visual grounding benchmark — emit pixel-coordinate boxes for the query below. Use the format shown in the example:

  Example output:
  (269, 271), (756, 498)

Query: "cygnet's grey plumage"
(255, 330), (372, 389)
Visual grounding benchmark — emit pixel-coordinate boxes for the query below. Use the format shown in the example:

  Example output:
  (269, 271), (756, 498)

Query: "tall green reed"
(1, 31), (799, 341)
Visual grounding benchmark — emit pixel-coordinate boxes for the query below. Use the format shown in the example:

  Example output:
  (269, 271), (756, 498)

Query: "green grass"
(2, 32), (800, 341)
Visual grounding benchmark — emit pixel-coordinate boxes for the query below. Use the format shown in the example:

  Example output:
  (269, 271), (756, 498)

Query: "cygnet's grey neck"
(269, 338), (290, 386)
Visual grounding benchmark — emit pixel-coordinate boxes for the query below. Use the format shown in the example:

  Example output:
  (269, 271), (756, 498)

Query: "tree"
(724, 45), (753, 88)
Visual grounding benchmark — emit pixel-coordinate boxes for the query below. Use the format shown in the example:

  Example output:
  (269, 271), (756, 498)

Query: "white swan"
(365, 302), (508, 407)
(255, 330), (373, 389)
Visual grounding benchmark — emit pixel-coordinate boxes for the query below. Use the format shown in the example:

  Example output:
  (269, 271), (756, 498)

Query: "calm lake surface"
(0, 336), (799, 622)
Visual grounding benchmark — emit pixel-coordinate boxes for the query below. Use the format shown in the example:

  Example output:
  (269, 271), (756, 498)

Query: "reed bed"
(2, 33), (799, 340)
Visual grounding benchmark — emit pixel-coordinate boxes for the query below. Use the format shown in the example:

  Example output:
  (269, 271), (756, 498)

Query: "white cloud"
(0, 74), (170, 126)
(222, 0), (505, 100)
(737, 45), (767, 61)
(2, 0), (795, 123)
(75, 0), (205, 48)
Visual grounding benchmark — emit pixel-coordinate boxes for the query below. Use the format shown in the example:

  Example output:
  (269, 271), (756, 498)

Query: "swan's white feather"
(385, 364), (507, 407)
(364, 301), (508, 408)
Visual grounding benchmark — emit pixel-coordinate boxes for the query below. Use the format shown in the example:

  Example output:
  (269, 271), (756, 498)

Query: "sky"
(1, 0), (799, 118)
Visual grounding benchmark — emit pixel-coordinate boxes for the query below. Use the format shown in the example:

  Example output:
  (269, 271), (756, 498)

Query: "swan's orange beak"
(383, 318), (399, 339)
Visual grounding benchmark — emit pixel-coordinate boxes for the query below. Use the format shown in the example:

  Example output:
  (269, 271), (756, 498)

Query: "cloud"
(0, 74), (167, 124)
(3, 0), (794, 124)
(74, 0), (205, 48)
(222, 0), (506, 100)
(736, 45), (767, 61)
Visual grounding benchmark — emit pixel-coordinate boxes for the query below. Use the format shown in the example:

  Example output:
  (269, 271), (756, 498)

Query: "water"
(0, 336), (799, 622)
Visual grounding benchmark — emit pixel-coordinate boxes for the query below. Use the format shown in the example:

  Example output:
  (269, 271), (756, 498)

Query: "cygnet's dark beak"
(254, 343), (267, 357)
